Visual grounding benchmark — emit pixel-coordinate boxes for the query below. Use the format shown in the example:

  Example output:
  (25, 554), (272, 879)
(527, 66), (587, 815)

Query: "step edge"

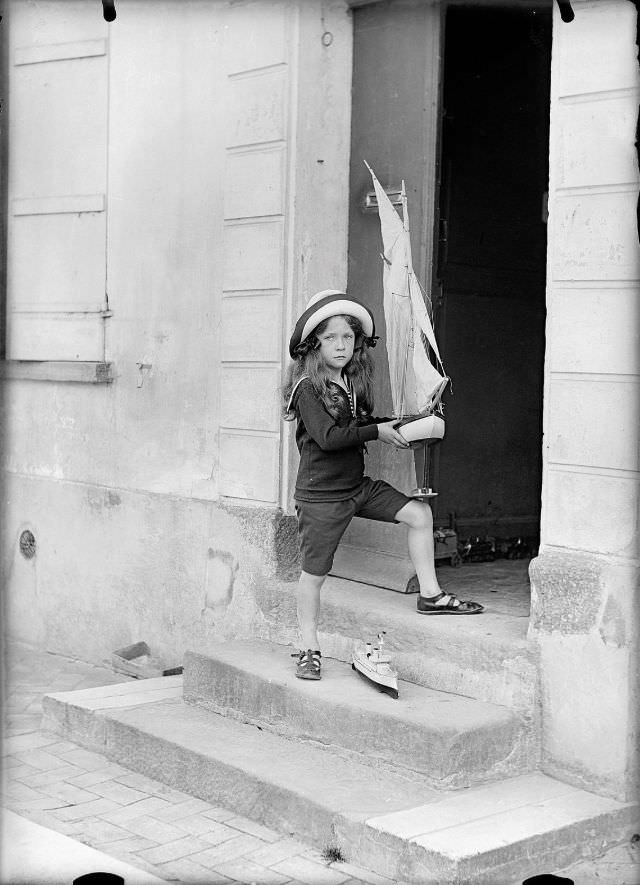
(183, 649), (537, 787)
(42, 692), (635, 884)
(182, 692), (536, 792)
(184, 646), (526, 716)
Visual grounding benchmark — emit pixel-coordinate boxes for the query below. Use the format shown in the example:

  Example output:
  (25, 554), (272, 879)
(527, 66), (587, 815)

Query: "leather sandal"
(417, 592), (484, 615)
(292, 648), (322, 679)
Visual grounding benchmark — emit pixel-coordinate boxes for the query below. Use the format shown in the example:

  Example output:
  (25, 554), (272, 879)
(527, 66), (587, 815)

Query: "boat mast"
(398, 180), (411, 419)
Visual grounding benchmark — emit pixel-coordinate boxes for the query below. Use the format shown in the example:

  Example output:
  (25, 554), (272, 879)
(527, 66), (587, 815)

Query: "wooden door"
(331, 0), (443, 590)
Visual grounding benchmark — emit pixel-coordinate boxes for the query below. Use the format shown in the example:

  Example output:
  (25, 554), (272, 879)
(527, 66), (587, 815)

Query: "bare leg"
(297, 570), (326, 649)
(395, 501), (441, 598)
(396, 501), (484, 613)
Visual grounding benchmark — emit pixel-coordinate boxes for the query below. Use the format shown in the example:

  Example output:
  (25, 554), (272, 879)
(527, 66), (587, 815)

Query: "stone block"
(367, 773), (576, 840)
(218, 431), (280, 502)
(538, 632), (631, 796)
(226, 68), (287, 148)
(542, 470), (639, 558)
(183, 642), (535, 788)
(136, 834), (213, 865)
(270, 856), (350, 885)
(547, 378), (639, 472)
(224, 1), (288, 75)
(223, 219), (284, 290)
(125, 814), (186, 844)
(221, 294), (283, 362)
(552, 190), (640, 282)
(552, 0), (639, 96)
(548, 288), (640, 376)
(529, 549), (606, 634)
(555, 94), (638, 189)
(224, 147), (285, 219)
(220, 366), (281, 433)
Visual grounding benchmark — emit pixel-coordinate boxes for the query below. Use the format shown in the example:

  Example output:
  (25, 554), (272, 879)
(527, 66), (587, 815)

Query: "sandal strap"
(292, 649), (322, 670)
(432, 593), (481, 611)
(433, 592), (461, 608)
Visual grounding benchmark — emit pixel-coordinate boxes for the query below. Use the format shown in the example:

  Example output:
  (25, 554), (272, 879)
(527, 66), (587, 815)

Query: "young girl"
(284, 290), (483, 680)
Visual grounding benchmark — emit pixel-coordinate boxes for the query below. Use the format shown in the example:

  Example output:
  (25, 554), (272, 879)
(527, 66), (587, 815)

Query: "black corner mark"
(555, 1), (575, 22)
(522, 875), (574, 884)
(73, 873), (125, 884)
(102, 0), (116, 22)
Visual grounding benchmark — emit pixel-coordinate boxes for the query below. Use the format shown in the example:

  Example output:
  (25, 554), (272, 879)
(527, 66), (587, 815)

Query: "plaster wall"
(2, 472), (299, 665)
(531, 0), (640, 800)
(2, 0), (352, 659)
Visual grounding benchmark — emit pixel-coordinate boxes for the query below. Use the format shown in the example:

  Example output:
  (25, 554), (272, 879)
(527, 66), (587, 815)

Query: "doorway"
(337, 1), (550, 586)
(434, 4), (551, 546)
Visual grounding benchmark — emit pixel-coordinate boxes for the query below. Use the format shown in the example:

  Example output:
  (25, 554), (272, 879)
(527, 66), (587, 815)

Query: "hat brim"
(289, 295), (375, 357)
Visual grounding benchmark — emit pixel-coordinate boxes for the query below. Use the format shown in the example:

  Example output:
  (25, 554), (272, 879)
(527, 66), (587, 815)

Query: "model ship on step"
(366, 162), (450, 497)
(351, 631), (399, 699)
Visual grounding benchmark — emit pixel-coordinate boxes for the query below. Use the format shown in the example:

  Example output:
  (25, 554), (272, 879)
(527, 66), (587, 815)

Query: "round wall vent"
(19, 530), (36, 559)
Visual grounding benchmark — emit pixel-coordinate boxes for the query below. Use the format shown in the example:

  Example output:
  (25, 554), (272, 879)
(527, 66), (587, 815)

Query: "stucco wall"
(2, 0), (352, 658)
(530, 0), (640, 800)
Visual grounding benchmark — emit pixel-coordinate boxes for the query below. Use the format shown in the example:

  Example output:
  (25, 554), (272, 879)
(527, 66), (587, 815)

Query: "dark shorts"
(295, 477), (413, 577)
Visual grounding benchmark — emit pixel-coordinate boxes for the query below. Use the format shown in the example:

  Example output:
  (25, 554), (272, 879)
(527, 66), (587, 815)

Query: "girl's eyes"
(323, 334), (354, 341)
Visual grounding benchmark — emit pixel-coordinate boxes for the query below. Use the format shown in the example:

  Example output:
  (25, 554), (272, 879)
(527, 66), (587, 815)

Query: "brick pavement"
(2, 640), (392, 885)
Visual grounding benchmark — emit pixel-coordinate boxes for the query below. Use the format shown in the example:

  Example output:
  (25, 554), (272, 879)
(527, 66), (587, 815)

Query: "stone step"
(42, 678), (637, 885)
(183, 641), (535, 789)
(267, 574), (537, 710)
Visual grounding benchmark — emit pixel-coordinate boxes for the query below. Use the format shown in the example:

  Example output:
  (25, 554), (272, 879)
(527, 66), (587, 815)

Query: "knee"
(404, 502), (433, 531)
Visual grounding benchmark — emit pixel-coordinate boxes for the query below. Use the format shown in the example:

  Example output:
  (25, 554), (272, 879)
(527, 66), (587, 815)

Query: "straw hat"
(288, 289), (375, 358)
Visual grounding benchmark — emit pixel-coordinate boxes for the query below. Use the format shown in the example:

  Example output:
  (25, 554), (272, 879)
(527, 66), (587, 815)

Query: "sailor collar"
(287, 375), (357, 417)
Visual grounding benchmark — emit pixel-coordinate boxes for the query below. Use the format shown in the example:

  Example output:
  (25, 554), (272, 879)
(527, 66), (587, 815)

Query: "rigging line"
(413, 274), (447, 376)
(398, 269), (412, 419)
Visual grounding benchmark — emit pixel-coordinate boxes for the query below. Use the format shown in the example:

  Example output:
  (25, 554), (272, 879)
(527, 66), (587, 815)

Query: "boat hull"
(351, 652), (399, 699)
(398, 414), (445, 443)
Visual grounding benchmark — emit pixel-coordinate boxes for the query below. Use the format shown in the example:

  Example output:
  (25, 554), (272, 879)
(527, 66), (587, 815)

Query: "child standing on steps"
(283, 290), (484, 681)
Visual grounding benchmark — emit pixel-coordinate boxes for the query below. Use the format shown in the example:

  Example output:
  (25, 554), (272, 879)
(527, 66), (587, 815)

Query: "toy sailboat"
(351, 631), (399, 699)
(366, 162), (450, 498)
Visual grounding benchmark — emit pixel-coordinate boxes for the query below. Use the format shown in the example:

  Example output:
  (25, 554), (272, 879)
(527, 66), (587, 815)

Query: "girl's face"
(316, 316), (355, 375)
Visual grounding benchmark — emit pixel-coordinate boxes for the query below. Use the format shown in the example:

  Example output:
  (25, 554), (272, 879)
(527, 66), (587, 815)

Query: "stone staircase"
(43, 632), (637, 884)
(278, 573), (537, 710)
(182, 642), (533, 790)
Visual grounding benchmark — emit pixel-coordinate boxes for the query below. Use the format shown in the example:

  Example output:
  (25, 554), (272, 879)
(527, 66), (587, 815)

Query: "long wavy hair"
(283, 314), (375, 421)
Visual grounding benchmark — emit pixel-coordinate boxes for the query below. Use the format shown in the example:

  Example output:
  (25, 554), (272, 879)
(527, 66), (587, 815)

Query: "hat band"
(299, 299), (374, 344)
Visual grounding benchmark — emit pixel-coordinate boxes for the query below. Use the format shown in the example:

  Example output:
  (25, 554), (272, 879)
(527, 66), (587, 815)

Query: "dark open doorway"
(433, 4), (551, 548)
(341, 1), (551, 589)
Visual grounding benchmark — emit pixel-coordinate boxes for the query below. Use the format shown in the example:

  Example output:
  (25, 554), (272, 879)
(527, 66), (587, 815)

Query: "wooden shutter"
(7, 4), (108, 361)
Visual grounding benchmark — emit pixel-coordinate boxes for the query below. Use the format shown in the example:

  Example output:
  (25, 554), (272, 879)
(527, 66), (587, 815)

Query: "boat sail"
(365, 162), (449, 445)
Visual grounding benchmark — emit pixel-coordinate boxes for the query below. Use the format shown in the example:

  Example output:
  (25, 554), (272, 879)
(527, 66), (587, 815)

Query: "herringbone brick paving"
(1, 639), (392, 885)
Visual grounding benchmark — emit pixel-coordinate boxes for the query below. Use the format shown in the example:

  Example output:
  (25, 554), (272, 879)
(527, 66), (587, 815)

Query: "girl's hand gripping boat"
(351, 632), (399, 699)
